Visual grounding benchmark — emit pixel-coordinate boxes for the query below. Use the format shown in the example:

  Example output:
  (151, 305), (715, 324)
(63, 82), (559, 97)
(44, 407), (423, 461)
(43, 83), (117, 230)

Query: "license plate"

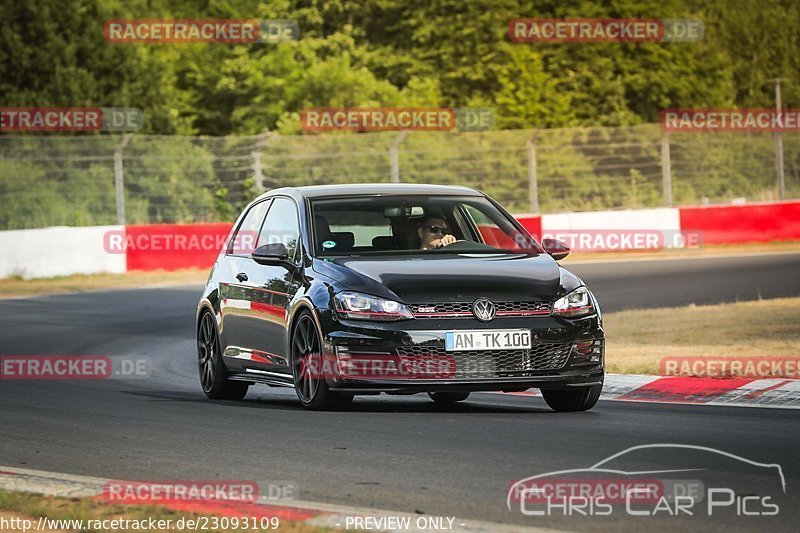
(445, 329), (532, 351)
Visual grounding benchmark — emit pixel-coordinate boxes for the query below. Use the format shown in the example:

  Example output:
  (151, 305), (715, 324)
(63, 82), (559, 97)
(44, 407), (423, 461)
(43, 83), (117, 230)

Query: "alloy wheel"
(292, 314), (322, 404)
(197, 312), (217, 392)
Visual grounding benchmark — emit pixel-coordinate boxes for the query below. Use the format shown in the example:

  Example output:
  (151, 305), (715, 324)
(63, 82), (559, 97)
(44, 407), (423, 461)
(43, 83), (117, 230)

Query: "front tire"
(541, 383), (602, 412)
(291, 311), (353, 410)
(197, 311), (249, 400)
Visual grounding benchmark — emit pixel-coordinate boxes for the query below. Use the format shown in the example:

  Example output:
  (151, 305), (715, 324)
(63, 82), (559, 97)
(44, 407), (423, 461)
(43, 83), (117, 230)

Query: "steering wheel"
(436, 239), (467, 248)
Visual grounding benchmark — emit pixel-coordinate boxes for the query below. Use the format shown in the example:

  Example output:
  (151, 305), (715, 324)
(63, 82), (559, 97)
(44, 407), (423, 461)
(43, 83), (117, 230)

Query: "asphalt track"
(1, 252), (799, 531)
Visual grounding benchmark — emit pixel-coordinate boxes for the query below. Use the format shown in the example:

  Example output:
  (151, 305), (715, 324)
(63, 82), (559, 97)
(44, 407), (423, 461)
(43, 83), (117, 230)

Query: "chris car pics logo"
(508, 444), (784, 518)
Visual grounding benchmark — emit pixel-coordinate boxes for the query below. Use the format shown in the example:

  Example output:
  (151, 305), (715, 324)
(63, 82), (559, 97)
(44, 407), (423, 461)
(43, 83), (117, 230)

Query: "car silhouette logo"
(472, 298), (496, 322)
(506, 443), (786, 512)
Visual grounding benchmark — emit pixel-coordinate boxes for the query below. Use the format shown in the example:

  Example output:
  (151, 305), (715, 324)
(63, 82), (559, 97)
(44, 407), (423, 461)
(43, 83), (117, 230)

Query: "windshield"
(310, 195), (543, 257)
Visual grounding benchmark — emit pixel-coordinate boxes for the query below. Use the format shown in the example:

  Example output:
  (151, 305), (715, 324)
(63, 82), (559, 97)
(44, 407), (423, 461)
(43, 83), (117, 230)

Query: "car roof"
(256, 183), (484, 201)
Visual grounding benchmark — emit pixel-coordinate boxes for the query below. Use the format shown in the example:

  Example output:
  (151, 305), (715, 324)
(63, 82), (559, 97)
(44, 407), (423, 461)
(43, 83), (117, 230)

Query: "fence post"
(390, 130), (408, 183)
(528, 132), (539, 214)
(114, 134), (133, 225)
(251, 131), (270, 193)
(251, 150), (264, 192)
(661, 131), (672, 207)
(774, 79), (786, 200)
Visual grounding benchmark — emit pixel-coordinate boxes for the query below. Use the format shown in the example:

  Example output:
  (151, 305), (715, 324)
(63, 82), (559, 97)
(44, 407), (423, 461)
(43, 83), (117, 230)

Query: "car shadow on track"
(121, 390), (568, 414)
(249, 393), (556, 414)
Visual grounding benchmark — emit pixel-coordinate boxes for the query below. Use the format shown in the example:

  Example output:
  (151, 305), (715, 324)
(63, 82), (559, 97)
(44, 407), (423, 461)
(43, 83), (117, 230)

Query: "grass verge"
(0, 270), (209, 299)
(604, 297), (800, 375)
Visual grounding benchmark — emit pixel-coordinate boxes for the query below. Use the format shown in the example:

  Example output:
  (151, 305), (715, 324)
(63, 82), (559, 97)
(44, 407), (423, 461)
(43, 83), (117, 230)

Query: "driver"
(418, 216), (457, 250)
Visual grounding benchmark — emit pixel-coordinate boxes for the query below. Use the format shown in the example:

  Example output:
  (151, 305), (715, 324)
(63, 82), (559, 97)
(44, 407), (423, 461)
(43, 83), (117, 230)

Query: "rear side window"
(229, 200), (270, 255)
(257, 198), (301, 260)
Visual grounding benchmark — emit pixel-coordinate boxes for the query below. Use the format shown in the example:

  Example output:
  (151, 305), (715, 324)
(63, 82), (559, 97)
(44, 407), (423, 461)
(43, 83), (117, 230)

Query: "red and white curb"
(513, 373), (800, 409)
(0, 467), (553, 533)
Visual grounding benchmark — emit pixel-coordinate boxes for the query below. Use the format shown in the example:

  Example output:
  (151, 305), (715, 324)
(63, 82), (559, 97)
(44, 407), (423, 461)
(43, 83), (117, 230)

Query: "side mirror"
(542, 238), (570, 261)
(251, 243), (292, 267)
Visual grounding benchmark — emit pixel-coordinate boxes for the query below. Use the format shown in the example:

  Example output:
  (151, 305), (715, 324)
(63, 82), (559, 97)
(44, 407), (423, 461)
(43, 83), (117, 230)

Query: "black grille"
(396, 342), (571, 378)
(409, 301), (551, 318)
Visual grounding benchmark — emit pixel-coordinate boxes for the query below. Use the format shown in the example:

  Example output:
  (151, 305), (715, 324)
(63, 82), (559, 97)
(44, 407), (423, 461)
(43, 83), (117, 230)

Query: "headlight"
(334, 291), (413, 321)
(552, 287), (596, 318)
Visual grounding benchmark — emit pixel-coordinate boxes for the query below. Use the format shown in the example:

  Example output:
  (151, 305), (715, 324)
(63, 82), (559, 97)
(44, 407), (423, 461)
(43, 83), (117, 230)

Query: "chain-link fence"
(1, 125), (798, 230)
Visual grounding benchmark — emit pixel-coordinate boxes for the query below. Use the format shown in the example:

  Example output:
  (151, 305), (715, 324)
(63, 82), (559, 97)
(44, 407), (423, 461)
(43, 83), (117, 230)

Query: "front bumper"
(317, 310), (604, 394)
(328, 370), (605, 394)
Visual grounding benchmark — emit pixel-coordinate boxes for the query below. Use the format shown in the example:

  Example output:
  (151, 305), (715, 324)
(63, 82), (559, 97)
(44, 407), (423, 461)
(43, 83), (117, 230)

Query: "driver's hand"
(436, 234), (457, 247)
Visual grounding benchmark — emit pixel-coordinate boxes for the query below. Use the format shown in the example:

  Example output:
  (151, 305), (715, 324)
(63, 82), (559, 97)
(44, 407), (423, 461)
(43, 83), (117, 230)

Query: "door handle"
(236, 272), (248, 282)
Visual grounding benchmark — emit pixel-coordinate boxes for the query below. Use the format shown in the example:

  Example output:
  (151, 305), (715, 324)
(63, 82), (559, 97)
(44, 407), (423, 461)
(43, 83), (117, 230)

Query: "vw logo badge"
(472, 298), (496, 322)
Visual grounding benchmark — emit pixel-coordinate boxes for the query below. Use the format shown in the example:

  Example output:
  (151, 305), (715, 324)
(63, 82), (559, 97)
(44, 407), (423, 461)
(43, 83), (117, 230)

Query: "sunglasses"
(423, 225), (449, 235)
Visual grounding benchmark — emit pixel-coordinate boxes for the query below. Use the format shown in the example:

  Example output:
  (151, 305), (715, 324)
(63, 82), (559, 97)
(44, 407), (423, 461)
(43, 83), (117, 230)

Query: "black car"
(196, 184), (604, 411)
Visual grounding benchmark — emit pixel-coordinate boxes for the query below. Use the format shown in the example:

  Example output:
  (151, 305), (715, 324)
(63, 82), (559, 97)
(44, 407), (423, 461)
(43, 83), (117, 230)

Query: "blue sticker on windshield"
(322, 240), (336, 249)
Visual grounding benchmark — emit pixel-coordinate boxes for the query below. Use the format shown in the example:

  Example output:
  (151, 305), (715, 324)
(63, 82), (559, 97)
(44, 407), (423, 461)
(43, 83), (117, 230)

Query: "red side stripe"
(250, 302), (285, 317)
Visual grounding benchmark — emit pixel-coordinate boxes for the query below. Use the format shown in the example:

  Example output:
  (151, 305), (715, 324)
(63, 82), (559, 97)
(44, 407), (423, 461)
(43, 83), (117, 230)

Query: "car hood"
(312, 253), (567, 303)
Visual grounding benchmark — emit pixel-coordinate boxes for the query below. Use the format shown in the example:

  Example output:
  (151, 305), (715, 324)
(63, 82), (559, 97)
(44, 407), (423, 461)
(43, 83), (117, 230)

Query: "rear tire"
(428, 392), (470, 404)
(541, 383), (602, 412)
(291, 311), (353, 410)
(197, 311), (249, 400)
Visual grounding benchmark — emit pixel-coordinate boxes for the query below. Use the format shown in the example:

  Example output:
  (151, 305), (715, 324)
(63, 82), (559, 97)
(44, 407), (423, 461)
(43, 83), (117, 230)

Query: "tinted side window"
(464, 204), (517, 249)
(229, 200), (270, 255)
(257, 198), (301, 260)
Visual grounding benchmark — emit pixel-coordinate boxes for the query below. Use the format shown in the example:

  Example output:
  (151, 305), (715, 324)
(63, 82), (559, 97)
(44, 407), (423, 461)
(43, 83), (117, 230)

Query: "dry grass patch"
(604, 297), (800, 375)
(0, 269), (209, 298)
